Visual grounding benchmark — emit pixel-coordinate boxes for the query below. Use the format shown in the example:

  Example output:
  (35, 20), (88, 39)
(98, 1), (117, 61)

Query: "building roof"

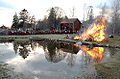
(61, 18), (80, 23)
(0, 25), (8, 29)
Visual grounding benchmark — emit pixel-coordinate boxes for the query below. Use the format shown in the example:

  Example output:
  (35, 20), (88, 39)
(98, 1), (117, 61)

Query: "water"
(0, 40), (119, 79)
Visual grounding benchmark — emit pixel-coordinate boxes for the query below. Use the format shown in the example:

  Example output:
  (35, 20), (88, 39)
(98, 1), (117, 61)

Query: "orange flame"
(74, 17), (106, 42)
(74, 44), (104, 62)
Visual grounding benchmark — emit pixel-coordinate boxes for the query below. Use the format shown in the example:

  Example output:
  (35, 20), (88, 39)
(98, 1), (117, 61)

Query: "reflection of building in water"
(59, 43), (79, 67)
(60, 43), (79, 54)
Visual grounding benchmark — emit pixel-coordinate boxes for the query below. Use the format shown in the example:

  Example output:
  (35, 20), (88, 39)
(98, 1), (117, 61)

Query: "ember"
(74, 17), (106, 42)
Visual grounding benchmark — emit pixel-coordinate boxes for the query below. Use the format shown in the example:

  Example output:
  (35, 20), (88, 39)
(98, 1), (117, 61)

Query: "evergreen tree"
(11, 9), (36, 30)
(19, 9), (29, 28)
(48, 8), (56, 28)
(37, 19), (47, 30)
(47, 7), (65, 30)
(11, 12), (19, 29)
(19, 9), (29, 22)
(29, 15), (36, 28)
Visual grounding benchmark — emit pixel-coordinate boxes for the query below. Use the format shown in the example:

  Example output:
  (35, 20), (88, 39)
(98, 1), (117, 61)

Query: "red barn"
(60, 18), (82, 32)
(0, 25), (8, 29)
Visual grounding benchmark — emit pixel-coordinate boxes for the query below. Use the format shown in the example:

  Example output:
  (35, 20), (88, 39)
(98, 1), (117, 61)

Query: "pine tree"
(19, 9), (29, 28)
(29, 15), (36, 28)
(48, 8), (56, 28)
(11, 12), (19, 29)
(19, 9), (29, 22)
(47, 7), (65, 30)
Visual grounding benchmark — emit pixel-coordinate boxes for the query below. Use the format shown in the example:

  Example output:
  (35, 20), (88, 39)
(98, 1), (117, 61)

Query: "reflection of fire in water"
(74, 17), (106, 42)
(74, 44), (104, 62)
(74, 17), (106, 62)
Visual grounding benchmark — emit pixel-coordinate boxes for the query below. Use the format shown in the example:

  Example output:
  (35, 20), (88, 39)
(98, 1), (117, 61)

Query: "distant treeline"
(11, 7), (67, 31)
(11, 0), (120, 35)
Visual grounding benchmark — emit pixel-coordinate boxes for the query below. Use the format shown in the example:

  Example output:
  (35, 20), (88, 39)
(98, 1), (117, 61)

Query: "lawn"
(0, 34), (120, 47)
(0, 34), (75, 40)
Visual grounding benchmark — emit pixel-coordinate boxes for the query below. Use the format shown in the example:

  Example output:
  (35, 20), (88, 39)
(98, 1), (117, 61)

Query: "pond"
(0, 40), (120, 79)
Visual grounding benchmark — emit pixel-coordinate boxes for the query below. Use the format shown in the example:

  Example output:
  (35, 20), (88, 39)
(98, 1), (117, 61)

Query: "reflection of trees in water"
(31, 42), (38, 51)
(31, 41), (42, 52)
(13, 40), (80, 65)
(37, 41), (48, 51)
(13, 41), (31, 59)
(45, 42), (67, 63)
(13, 42), (19, 54)
(19, 46), (30, 59)
(66, 53), (76, 67)
(83, 50), (92, 65)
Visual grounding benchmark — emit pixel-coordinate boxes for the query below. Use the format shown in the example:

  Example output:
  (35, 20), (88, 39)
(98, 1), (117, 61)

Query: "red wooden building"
(0, 25), (8, 29)
(60, 18), (82, 32)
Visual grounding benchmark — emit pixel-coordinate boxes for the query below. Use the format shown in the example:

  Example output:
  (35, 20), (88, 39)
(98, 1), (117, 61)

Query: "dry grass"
(95, 62), (120, 79)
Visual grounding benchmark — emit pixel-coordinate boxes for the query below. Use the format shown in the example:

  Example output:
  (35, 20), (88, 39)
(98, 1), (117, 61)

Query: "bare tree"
(99, 3), (112, 34)
(83, 4), (87, 22)
(111, 0), (120, 35)
(87, 6), (94, 24)
(70, 7), (75, 17)
(82, 6), (94, 30)
(101, 3), (107, 17)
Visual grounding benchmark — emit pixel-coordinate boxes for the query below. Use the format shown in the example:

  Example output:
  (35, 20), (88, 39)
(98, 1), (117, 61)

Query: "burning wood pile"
(73, 17), (107, 62)
(74, 17), (106, 42)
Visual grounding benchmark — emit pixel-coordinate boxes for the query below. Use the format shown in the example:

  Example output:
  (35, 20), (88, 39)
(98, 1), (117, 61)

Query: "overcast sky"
(0, 0), (109, 27)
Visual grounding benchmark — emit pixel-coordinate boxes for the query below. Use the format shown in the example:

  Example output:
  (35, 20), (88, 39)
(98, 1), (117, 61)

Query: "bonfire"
(74, 17), (107, 62)
(74, 17), (106, 42)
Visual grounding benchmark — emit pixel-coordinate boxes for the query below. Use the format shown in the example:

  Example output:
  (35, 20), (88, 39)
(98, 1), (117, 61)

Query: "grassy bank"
(95, 62), (120, 79)
(0, 34), (75, 40)
(0, 34), (120, 47)
(102, 35), (120, 46)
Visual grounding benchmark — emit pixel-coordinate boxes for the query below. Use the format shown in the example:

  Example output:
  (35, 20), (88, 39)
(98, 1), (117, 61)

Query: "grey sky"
(0, 0), (15, 9)
(0, 0), (110, 27)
